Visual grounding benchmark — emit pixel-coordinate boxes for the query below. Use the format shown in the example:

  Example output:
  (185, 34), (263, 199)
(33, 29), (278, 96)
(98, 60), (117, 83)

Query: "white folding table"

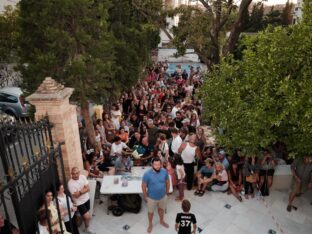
(100, 167), (173, 214)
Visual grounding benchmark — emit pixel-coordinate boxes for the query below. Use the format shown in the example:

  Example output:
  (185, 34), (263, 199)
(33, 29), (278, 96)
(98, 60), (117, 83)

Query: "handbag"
(246, 174), (257, 183)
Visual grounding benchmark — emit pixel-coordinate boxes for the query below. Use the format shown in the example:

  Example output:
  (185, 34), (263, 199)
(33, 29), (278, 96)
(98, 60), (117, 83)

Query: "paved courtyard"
(89, 188), (312, 234)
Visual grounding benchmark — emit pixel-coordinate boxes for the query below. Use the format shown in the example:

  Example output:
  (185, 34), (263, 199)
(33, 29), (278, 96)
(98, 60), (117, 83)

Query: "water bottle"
(240, 188), (245, 196)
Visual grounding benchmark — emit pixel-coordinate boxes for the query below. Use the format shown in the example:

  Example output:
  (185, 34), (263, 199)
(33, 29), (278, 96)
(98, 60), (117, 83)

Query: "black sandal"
(194, 190), (200, 196)
(198, 190), (205, 197)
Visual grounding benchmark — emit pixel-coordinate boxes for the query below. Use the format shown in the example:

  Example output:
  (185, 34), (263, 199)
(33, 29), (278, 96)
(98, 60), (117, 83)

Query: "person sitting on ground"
(232, 148), (245, 171)
(110, 136), (129, 164)
(197, 146), (213, 171)
(211, 163), (229, 192)
(128, 131), (141, 148)
(116, 127), (129, 144)
(85, 152), (104, 179)
(115, 150), (133, 175)
(138, 136), (155, 165)
(217, 150), (229, 170)
(195, 158), (214, 197)
(228, 159), (243, 202)
(96, 145), (115, 175)
(287, 156), (312, 212)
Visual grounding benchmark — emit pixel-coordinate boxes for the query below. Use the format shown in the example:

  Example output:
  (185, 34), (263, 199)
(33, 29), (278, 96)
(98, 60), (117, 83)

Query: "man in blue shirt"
(142, 157), (170, 233)
(195, 158), (214, 196)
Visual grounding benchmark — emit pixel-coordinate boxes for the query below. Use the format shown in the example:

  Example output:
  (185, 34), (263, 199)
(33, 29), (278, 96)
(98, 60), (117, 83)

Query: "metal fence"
(0, 118), (72, 233)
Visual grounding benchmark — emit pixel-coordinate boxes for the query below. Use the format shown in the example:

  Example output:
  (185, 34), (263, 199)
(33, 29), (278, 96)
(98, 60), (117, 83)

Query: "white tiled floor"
(89, 189), (312, 234)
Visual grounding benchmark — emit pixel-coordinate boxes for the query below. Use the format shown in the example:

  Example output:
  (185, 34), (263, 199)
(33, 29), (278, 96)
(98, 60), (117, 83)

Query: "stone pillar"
(26, 77), (83, 179)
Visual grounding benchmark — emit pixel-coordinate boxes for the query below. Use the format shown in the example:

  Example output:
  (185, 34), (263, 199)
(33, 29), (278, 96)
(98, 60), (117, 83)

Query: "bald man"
(68, 167), (95, 234)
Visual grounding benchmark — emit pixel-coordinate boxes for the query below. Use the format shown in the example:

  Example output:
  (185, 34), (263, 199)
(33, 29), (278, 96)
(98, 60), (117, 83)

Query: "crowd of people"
(76, 61), (311, 233)
(3, 61), (308, 234)
(79, 61), (282, 202)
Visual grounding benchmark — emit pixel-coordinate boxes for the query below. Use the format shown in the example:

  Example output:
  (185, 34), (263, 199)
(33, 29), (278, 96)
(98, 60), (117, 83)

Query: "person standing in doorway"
(142, 157), (170, 233)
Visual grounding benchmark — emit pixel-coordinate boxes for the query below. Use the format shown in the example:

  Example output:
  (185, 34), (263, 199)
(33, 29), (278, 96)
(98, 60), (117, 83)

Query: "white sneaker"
(84, 227), (96, 234)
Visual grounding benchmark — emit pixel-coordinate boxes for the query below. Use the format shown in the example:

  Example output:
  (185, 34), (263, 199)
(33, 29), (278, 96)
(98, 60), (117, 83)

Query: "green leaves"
(0, 5), (19, 63)
(200, 5), (312, 157)
(17, 0), (115, 102)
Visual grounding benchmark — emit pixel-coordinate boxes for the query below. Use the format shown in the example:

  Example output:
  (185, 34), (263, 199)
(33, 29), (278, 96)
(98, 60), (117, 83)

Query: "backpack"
(118, 194), (142, 214)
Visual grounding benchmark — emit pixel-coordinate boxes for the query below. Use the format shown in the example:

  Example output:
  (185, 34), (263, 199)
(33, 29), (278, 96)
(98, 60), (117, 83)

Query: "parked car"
(0, 87), (30, 118)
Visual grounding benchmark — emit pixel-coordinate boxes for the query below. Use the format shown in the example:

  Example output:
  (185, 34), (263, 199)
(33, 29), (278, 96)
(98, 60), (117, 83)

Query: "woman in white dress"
(110, 104), (121, 130)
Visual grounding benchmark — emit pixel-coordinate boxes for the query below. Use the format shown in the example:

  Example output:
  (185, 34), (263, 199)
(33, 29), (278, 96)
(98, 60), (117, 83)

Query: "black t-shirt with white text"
(175, 212), (197, 234)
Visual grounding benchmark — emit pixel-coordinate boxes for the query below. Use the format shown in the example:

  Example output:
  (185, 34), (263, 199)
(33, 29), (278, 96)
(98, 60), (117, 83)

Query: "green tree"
(200, 1), (312, 157)
(134, 0), (253, 70)
(281, 0), (294, 26)
(263, 6), (282, 28)
(18, 0), (115, 146)
(108, 0), (159, 97)
(244, 2), (264, 32)
(0, 5), (18, 63)
(132, 0), (171, 40)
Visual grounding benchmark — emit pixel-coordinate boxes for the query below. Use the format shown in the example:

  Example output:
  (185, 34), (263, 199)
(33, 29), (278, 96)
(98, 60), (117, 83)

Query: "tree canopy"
(0, 5), (19, 63)
(10, 0), (158, 145)
(169, 0), (251, 69)
(108, 0), (159, 96)
(200, 1), (312, 157)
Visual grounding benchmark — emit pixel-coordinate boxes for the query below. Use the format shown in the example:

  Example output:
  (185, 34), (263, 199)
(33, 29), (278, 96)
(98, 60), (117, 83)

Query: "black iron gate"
(0, 118), (69, 233)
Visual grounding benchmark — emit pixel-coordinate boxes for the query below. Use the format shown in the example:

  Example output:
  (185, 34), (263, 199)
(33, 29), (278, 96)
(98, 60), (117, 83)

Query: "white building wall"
(159, 0), (203, 47)
(293, 0), (303, 24)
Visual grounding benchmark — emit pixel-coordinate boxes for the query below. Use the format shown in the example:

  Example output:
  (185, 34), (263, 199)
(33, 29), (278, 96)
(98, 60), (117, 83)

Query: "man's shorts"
(147, 195), (167, 213)
(77, 199), (90, 216)
(259, 169), (275, 177)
